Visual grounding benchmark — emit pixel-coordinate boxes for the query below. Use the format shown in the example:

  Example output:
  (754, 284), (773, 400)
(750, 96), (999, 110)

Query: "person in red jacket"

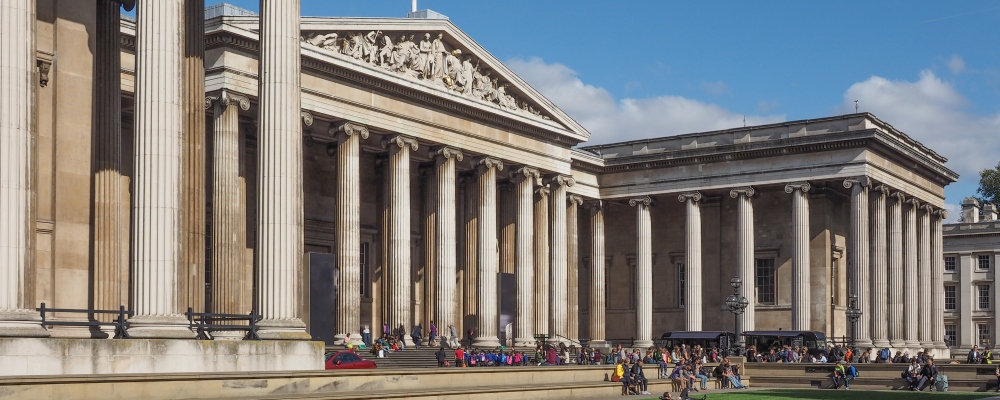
(455, 346), (466, 367)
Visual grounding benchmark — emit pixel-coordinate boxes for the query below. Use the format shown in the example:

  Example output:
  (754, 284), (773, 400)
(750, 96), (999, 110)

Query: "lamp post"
(846, 293), (862, 347)
(725, 277), (750, 356)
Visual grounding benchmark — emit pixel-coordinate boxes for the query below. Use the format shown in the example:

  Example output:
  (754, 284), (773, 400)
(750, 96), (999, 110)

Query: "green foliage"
(977, 161), (1000, 206)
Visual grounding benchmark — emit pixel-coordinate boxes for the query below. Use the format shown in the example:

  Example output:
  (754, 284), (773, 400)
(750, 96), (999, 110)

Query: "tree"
(977, 161), (1000, 206)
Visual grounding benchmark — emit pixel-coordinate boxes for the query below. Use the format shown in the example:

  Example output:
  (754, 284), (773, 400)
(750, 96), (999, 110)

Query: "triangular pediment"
(294, 17), (589, 142)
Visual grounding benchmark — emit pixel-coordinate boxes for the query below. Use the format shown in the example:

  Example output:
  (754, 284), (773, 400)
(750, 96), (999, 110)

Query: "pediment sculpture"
(302, 30), (551, 121)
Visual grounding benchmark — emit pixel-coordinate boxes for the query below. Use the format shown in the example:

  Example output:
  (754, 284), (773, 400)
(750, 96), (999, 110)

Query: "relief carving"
(303, 30), (552, 121)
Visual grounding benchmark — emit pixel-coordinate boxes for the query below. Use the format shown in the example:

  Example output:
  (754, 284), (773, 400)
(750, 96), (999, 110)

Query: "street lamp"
(725, 277), (750, 356)
(846, 293), (862, 347)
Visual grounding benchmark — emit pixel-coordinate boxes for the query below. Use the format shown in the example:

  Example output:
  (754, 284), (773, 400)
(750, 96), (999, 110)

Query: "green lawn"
(635, 389), (997, 400)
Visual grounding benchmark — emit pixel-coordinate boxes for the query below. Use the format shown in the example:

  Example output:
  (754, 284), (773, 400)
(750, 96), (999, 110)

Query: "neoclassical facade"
(0, 2), (958, 374)
(943, 199), (1000, 352)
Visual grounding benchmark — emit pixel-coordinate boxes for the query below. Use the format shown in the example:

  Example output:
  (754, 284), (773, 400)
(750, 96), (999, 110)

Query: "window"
(945, 324), (957, 347)
(755, 258), (776, 305)
(677, 263), (686, 308)
(945, 285), (956, 311)
(944, 256), (956, 272)
(979, 255), (993, 271)
(360, 242), (370, 298)
(979, 284), (992, 310)
(979, 323), (992, 346)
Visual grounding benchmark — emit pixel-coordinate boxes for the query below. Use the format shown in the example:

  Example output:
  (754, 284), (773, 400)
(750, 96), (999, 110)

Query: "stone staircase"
(331, 345), (546, 369)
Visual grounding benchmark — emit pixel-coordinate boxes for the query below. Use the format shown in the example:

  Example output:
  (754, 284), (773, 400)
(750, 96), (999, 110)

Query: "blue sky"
(203, 0), (1000, 216)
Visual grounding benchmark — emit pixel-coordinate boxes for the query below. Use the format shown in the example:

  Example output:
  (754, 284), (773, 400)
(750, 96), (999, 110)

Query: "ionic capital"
(382, 135), (420, 152)
(872, 184), (891, 197)
(206, 90), (251, 111)
(628, 196), (654, 207)
(432, 147), (464, 163)
(729, 186), (756, 199)
(474, 157), (504, 172)
(889, 191), (907, 203)
(510, 166), (540, 184)
(301, 110), (314, 127)
(334, 122), (371, 140)
(843, 177), (871, 189)
(936, 209), (950, 220)
(568, 195), (584, 206)
(677, 191), (703, 203)
(784, 181), (811, 194)
(535, 186), (551, 198)
(587, 200), (610, 213)
(905, 198), (921, 209)
(547, 175), (575, 188)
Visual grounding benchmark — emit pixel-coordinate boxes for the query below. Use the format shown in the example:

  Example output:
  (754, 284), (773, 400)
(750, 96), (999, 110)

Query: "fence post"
(38, 302), (47, 325)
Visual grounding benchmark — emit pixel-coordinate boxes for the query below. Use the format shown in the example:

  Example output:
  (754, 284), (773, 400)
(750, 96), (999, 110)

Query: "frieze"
(302, 30), (552, 122)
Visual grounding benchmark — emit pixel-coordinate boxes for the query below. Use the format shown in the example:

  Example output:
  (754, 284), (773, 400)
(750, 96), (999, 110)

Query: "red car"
(325, 351), (377, 370)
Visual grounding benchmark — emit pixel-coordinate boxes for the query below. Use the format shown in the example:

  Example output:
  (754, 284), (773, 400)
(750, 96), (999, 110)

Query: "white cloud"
(943, 202), (961, 223)
(701, 80), (731, 96)
(947, 55), (966, 74)
(506, 57), (785, 145)
(838, 70), (1000, 177)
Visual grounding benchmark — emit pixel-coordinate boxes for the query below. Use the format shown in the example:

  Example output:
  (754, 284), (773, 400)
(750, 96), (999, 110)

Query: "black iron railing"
(37, 302), (132, 339)
(185, 307), (261, 340)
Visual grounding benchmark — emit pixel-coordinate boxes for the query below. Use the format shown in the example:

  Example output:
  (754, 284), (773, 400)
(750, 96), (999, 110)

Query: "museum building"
(0, 2), (958, 375)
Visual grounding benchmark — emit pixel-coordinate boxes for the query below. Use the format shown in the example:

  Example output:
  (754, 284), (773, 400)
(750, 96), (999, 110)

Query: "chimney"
(984, 203), (999, 221)
(962, 197), (981, 223)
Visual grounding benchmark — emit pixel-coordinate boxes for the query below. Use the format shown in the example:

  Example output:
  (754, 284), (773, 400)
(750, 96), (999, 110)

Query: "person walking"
(448, 324), (458, 348)
(429, 321), (438, 347)
(361, 325), (371, 347)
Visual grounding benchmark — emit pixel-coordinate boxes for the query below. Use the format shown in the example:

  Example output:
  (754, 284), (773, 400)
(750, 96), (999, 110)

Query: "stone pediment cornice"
(184, 16), (590, 145)
(573, 128), (958, 185)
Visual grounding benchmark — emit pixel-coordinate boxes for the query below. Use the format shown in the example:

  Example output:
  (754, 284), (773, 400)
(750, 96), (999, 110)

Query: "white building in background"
(943, 198), (1000, 354)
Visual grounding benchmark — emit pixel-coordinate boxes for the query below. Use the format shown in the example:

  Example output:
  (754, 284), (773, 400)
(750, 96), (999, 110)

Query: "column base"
(127, 315), (196, 339)
(514, 337), (537, 348)
(633, 339), (653, 349)
(0, 311), (50, 338)
(257, 318), (312, 340)
(855, 338), (875, 350)
(889, 339), (906, 350)
(472, 335), (500, 348)
(872, 338), (891, 349)
(918, 341), (935, 352)
(588, 340), (610, 348)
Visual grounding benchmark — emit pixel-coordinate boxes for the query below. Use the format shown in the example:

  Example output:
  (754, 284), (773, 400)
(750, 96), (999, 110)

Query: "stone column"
(208, 91), (251, 339)
(180, 0), (207, 315)
(534, 187), (551, 339)
(844, 177), (873, 349)
(0, 0), (48, 338)
(92, 0), (128, 326)
(588, 201), (607, 346)
(433, 147), (463, 340)
(903, 198), (920, 348)
(785, 182), (811, 331)
(255, 0), (308, 339)
(918, 205), (933, 348)
(127, 0), (195, 338)
(567, 194), (583, 342)
(887, 191), (906, 348)
(383, 135), (418, 339)
(678, 192), (703, 331)
(333, 123), (370, 344)
(474, 157), (503, 347)
(548, 175), (574, 342)
(730, 187), (756, 333)
(870, 185), (891, 348)
(932, 210), (948, 351)
(630, 197), (654, 348)
(461, 174), (478, 338)
(512, 167), (539, 347)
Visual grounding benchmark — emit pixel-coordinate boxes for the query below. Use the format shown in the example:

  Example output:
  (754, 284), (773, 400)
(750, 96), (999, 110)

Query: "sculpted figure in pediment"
(459, 56), (475, 96)
(432, 33), (447, 79)
(406, 35), (422, 72)
(418, 33), (434, 78)
(442, 49), (462, 88)
(378, 35), (393, 66)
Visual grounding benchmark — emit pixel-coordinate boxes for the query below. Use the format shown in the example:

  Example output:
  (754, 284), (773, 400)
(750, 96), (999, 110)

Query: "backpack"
(605, 354), (614, 364)
(847, 365), (859, 377)
(878, 348), (890, 362)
